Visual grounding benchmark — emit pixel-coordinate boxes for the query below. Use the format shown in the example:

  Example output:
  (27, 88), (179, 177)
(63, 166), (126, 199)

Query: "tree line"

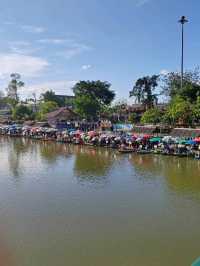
(0, 68), (200, 125)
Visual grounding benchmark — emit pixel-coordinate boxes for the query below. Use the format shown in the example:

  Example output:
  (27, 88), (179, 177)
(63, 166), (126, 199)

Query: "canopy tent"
(176, 139), (187, 145)
(149, 137), (161, 143)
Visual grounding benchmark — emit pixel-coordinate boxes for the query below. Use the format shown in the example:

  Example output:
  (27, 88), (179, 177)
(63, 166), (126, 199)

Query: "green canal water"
(0, 136), (200, 266)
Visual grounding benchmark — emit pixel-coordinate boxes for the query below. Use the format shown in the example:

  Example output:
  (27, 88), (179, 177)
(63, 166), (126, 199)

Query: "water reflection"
(73, 146), (117, 185)
(39, 142), (73, 163)
(8, 137), (32, 177)
(3, 136), (200, 199)
(130, 154), (200, 199)
(3, 137), (117, 186)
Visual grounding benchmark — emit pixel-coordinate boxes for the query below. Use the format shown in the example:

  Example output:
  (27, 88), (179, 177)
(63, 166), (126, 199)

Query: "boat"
(137, 150), (152, 155)
(118, 148), (135, 153)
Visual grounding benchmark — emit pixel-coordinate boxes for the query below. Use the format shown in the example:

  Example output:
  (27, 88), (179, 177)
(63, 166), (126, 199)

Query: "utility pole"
(178, 16), (188, 90)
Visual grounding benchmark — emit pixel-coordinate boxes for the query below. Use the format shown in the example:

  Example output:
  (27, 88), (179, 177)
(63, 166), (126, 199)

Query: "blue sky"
(0, 0), (199, 101)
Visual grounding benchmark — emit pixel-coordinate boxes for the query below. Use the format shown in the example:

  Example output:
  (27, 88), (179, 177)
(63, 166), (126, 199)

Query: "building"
(46, 107), (79, 128)
(111, 103), (168, 123)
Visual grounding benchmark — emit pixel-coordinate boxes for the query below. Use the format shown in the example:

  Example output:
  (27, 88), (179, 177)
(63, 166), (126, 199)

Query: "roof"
(47, 107), (78, 120)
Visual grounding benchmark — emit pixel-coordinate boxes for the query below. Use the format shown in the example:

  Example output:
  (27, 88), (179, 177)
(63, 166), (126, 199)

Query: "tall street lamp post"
(178, 16), (188, 90)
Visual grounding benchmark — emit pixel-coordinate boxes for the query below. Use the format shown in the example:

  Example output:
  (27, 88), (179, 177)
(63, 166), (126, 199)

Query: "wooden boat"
(137, 150), (152, 155)
(42, 138), (56, 141)
(153, 149), (162, 154)
(173, 152), (188, 157)
(118, 148), (135, 153)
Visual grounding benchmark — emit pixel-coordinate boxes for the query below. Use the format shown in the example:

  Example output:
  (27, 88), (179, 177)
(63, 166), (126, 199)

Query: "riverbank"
(1, 124), (200, 160)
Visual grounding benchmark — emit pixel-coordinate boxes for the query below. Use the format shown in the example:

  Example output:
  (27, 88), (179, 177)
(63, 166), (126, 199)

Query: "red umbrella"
(143, 134), (152, 139)
(75, 130), (83, 136)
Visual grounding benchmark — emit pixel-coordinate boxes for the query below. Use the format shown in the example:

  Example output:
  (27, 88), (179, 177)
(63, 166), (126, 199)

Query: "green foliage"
(72, 80), (115, 119)
(5, 97), (18, 108)
(74, 95), (100, 119)
(40, 101), (58, 114)
(130, 75), (159, 109)
(65, 97), (75, 108)
(164, 96), (192, 125)
(12, 105), (33, 120)
(128, 113), (138, 124)
(162, 68), (200, 103)
(141, 108), (162, 124)
(41, 90), (65, 107)
(192, 96), (200, 121)
(35, 101), (58, 121)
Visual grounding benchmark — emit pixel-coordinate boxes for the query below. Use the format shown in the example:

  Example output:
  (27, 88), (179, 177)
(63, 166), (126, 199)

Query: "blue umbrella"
(186, 140), (196, 145)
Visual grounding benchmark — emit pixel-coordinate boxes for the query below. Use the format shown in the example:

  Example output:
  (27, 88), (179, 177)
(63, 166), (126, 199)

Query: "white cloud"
(37, 38), (68, 44)
(8, 41), (40, 55)
(21, 80), (77, 98)
(160, 69), (169, 75)
(60, 44), (91, 59)
(3, 21), (16, 25)
(81, 64), (92, 70)
(21, 25), (46, 33)
(136, 0), (150, 6)
(54, 39), (92, 59)
(0, 53), (49, 78)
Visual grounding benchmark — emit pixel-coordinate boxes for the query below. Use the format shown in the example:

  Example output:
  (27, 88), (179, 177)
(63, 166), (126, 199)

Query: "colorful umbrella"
(186, 140), (196, 145)
(150, 137), (161, 143)
(194, 137), (200, 142)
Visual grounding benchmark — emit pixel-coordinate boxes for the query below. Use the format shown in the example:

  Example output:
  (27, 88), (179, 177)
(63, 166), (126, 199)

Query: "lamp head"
(179, 16), (188, 24)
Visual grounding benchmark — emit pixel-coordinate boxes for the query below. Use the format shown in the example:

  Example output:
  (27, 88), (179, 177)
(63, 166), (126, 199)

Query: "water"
(0, 136), (200, 266)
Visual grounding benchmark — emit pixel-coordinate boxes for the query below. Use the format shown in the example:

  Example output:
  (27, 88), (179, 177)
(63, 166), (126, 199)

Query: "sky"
(0, 0), (199, 101)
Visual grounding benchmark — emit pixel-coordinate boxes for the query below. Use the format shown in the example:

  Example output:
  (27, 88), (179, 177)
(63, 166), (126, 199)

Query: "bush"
(12, 105), (33, 120)
(141, 108), (162, 124)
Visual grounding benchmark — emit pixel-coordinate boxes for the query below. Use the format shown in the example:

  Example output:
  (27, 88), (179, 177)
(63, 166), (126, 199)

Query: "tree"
(74, 95), (99, 119)
(162, 68), (200, 103)
(141, 108), (162, 124)
(12, 105), (33, 120)
(130, 75), (159, 109)
(41, 90), (65, 107)
(5, 97), (18, 108)
(128, 113), (138, 124)
(192, 96), (200, 122)
(72, 80), (115, 120)
(40, 101), (58, 114)
(36, 101), (59, 121)
(6, 73), (24, 101)
(163, 96), (192, 125)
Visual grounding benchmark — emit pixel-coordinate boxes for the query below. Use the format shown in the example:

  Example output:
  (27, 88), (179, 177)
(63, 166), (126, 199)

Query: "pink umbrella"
(88, 131), (96, 137)
(194, 137), (200, 142)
